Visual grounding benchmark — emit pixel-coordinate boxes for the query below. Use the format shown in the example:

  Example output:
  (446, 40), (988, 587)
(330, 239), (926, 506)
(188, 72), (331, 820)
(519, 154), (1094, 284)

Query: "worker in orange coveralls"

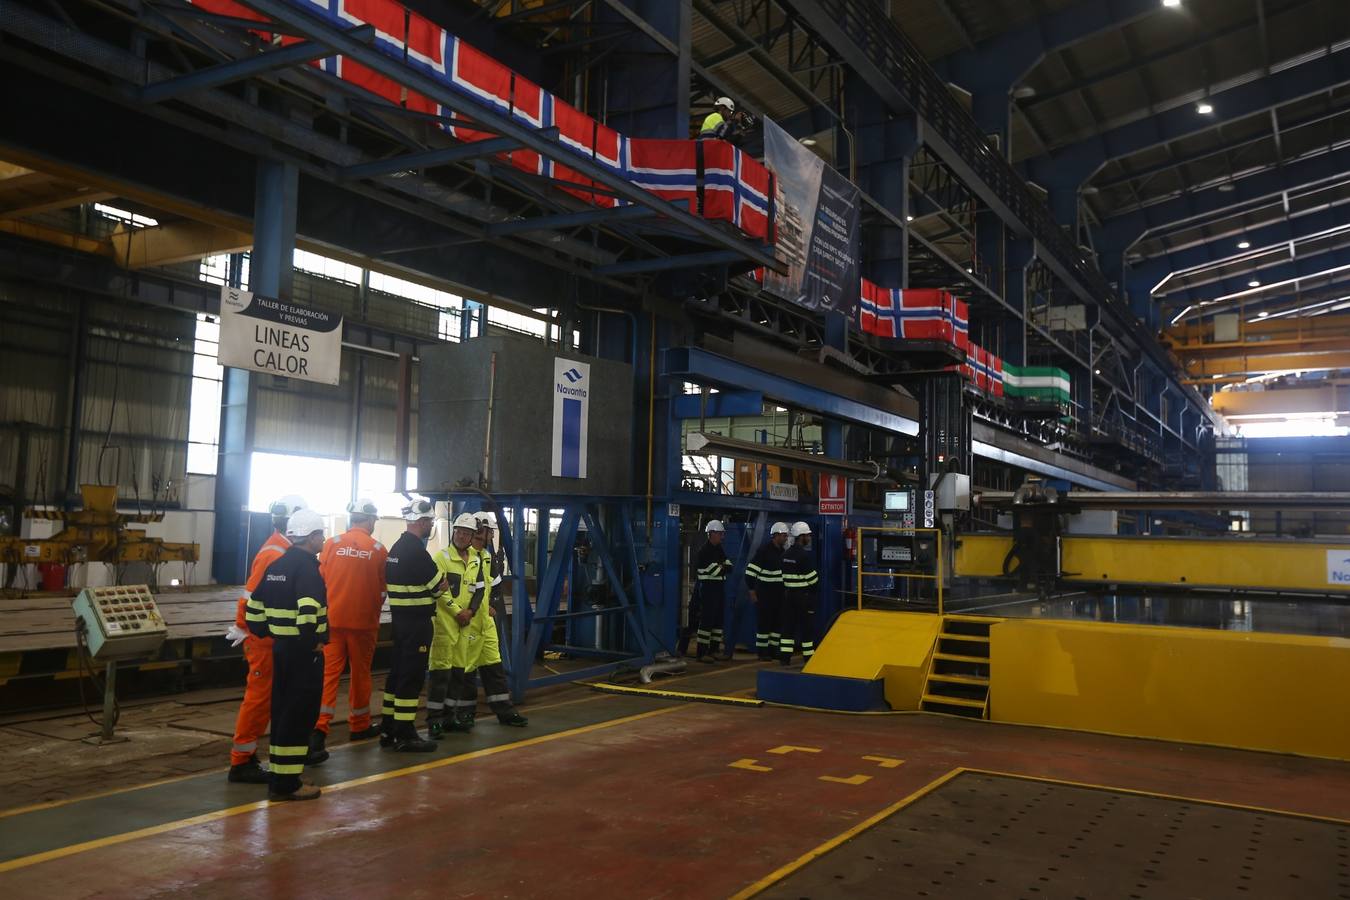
(226, 497), (307, 784)
(309, 498), (389, 760)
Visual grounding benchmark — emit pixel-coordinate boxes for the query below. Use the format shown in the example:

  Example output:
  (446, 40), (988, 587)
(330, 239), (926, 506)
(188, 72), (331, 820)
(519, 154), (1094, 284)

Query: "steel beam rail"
(781, 0), (1223, 430)
(236, 0), (779, 272)
(974, 490), (1350, 510)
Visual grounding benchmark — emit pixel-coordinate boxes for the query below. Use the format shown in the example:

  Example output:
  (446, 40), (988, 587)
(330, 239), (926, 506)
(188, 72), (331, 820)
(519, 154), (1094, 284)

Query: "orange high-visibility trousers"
(316, 628), (378, 735)
(230, 635), (274, 766)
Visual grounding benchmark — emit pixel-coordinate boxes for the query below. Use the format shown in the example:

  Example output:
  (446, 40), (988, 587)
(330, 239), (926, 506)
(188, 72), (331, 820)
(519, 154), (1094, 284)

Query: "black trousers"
(269, 640), (324, 795)
(382, 614), (432, 736)
(778, 590), (816, 662)
(696, 584), (725, 655)
(755, 592), (781, 657)
(426, 668), (451, 725)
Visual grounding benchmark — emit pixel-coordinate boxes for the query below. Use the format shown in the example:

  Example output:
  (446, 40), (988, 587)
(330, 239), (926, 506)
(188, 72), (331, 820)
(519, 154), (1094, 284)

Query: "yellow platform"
(802, 610), (939, 709)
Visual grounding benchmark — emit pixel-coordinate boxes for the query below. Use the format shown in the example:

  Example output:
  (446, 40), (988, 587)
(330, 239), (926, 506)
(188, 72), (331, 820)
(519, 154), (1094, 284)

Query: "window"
(249, 451), (352, 515)
(186, 314), (223, 475)
(293, 248), (362, 285)
(94, 203), (159, 228)
(200, 254), (230, 287)
(487, 306), (548, 338)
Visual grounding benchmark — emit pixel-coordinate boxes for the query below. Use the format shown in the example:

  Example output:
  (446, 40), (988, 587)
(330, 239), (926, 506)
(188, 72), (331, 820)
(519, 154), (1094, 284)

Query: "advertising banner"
(552, 357), (592, 478)
(762, 118), (861, 319)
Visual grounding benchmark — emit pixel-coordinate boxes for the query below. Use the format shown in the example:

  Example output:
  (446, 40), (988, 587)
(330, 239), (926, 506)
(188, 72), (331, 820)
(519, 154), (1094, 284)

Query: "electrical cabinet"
(71, 584), (168, 660)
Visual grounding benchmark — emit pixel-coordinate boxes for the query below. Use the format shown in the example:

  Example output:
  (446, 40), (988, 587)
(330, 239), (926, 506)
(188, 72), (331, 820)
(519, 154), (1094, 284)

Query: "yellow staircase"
(920, 614), (999, 718)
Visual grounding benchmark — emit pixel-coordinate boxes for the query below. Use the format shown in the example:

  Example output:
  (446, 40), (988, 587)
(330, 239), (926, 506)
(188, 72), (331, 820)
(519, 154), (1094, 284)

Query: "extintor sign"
(819, 474), (847, 516)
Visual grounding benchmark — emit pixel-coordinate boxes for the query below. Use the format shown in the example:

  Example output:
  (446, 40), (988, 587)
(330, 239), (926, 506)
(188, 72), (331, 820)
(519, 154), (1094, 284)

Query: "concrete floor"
(0, 661), (1346, 898)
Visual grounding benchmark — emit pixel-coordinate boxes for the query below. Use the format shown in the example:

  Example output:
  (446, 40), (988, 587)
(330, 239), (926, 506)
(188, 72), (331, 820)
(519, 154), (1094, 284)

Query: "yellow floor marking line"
(965, 767), (1350, 826)
(585, 682), (764, 706)
(862, 755), (904, 768)
(818, 774), (872, 786)
(729, 758), (773, 773)
(728, 767), (966, 900)
(0, 704), (683, 874)
(767, 745), (821, 755)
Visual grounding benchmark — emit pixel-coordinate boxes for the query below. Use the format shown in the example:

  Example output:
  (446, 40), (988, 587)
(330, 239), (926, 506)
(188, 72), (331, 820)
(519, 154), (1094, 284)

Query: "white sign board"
(218, 286), (342, 386)
(769, 482), (799, 502)
(1327, 550), (1350, 586)
(551, 357), (591, 478)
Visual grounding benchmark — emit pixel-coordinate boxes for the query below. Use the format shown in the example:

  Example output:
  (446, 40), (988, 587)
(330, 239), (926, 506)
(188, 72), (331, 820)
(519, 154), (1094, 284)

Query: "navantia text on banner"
(218, 286), (342, 386)
(552, 358), (591, 479)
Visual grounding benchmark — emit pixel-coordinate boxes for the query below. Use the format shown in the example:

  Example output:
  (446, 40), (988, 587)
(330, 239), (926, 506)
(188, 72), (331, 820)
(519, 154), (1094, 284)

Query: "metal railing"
(855, 526), (944, 616)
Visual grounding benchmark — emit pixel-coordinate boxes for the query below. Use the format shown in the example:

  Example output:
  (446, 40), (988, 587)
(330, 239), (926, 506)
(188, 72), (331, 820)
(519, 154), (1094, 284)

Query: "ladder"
(920, 614), (998, 718)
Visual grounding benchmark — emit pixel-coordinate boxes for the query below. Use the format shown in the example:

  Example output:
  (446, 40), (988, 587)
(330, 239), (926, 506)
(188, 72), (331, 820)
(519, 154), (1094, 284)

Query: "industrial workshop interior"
(3, 0), (1350, 895)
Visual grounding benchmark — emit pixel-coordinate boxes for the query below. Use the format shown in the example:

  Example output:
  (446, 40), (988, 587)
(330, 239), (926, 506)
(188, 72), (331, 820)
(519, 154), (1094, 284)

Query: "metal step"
(933, 652), (987, 664)
(943, 614), (1000, 624)
(921, 693), (986, 709)
(928, 672), (990, 686)
(940, 633), (990, 643)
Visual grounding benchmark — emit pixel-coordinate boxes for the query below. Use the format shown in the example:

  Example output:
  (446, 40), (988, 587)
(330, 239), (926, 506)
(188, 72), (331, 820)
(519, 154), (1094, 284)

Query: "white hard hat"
(475, 511), (497, 530)
(770, 522), (790, 535)
(452, 512), (480, 531)
(285, 508), (326, 538)
(402, 498), (435, 522)
(715, 96), (735, 111)
(269, 496), (308, 517)
(705, 519), (725, 533)
(790, 521), (812, 537)
(347, 497), (379, 518)
(576, 519), (589, 532)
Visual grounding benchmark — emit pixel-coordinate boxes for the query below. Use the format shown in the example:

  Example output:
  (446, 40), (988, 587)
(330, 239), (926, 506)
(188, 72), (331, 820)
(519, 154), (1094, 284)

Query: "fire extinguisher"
(843, 526), (856, 562)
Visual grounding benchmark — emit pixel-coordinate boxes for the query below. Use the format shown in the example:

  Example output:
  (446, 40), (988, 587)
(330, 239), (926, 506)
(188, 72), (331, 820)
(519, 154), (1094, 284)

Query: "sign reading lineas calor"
(552, 357), (591, 479)
(219, 286), (342, 386)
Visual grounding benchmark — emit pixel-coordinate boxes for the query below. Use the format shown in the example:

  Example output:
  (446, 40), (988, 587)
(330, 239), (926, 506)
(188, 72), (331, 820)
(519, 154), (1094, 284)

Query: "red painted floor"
(3, 702), (1347, 899)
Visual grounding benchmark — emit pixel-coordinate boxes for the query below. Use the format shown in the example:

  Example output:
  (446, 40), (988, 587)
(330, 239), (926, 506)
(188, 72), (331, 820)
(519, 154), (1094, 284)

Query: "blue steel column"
(818, 313), (848, 636)
(598, 0), (690, 139)
(850, 78), (919, 287)
(212, 158), (297, 583)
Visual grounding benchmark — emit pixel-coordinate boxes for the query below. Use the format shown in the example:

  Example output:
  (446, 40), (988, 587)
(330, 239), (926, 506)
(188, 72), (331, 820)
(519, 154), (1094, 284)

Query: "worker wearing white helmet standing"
(779, 521), (820, 666)
(693, 519), (731, 662)
(380, 499), (445, 752)
(699, 96), (736, 140)
(244, 508), (328, 801)
(745, 522), (790, 661)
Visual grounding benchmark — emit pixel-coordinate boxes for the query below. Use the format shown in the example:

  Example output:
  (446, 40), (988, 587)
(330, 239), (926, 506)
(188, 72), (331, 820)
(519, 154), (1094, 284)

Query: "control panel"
(72, 584), (168, 661)
(882, 489), (916, 530)
(873, 532), (937, 571)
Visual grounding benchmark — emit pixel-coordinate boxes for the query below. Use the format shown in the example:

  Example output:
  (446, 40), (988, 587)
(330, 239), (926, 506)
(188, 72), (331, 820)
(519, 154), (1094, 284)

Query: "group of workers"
(227, 497), (525, 802)
(692, 519), (819, 665)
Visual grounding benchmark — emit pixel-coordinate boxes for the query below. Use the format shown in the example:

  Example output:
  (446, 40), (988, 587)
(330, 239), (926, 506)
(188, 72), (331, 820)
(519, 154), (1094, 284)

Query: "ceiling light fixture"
(1237, 240), (1251, 249)
(1258, 311), (1270, 318)
(906, 214), (915, 222)
(1218, 183), (1236, 192)
(1162, 0), (1181, 7)
(798, 138), (818, 147)
(1196, 101), (1214, 115)
(1248, 280), (1262, 288)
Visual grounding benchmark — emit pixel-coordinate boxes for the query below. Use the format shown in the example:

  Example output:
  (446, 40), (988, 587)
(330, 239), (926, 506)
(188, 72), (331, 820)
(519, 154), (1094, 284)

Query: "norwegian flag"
(548, 95), (623, 207)
(898, 289), (953, 342)
(950, 298), (969, 354)
(972, 346), (991, 392)
(736, 152), (772, 241)
(626, 139), (699, 212)
(700, 140), (737, 225)
(988, 351), (1004, 397)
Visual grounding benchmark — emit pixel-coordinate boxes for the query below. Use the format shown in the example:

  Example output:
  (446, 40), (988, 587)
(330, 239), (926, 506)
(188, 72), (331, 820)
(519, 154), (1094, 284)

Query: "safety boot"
(306, 730), (330, 766)
(498, 712), (528, 728)
(227, 754), (270, 784)
(427, 719), (445, 740)
(379, 718), (396, 748)
(392, 729), (438, 753)
(268, 783), (321, 802)
(349, 726), (382, 741)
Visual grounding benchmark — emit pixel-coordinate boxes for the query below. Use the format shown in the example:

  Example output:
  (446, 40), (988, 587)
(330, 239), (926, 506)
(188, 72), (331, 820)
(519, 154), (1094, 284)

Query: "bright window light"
(186, 313), (223, 475)
(249, 451), (352, 515)
(1237, 240), (1251, 249)
(1196, 102), (1214, 115)
(293, 248), (362, 285)
(94, 203), (159, 228)
(1234, 418), (1350, 438)
(1162, 0), (1181, 6)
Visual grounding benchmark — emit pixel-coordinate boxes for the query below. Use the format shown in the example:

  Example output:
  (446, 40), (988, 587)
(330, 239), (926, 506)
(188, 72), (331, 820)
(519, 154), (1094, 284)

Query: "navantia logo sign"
(1327, 550), (1350, 585)
(563, 367), (584, 384)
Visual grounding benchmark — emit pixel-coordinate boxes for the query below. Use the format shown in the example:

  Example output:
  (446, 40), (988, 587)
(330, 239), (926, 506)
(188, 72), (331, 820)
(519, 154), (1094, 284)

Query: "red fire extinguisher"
(843, 526), (856, 562)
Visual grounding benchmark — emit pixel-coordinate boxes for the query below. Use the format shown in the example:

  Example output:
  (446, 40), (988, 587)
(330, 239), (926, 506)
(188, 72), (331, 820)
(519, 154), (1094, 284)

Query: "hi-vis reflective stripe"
(485, 693), (510, 703)
(264, 607), (298, 618)
(268, 625), (301, 636)
(319, 705), (336, 715)
(233, 741), (257, 753)
(270, 762), (305, 774)
(269, 744), (308, 756)
(350, 707), (369, 716)
(387, 596), (437, 607)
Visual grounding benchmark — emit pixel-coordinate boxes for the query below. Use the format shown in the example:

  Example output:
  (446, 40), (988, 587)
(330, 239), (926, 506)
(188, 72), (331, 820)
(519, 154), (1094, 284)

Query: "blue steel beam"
(1132, 206), (1350, 290)
(338, 135), (531, 180)
(139, 26), (373, 102)
(1159, 243), (1350, 309)
(1026, 47), (1350, 194)
(594, 249), (747, 275)
(664, 346), (920, 435)
(1094, 144), (1350, 265)
(486, 202), (665, 236)
(931, 0), (1160, 139)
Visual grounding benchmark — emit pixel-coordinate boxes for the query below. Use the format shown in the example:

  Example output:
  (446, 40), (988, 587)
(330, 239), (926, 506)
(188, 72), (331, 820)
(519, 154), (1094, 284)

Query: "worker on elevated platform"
(460, 513), (527, 729)
(746, 522), (790, 661)
(429, 513), (497, 735)
(310, 498), (387, 762)
(226, 496), (306, 785)
(699, 97), (736, 140)
(245, 509), (328, 802)
(779, 521), (819, 666)
(694, 519), (730, 663)
(380, 500), (443, 752)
